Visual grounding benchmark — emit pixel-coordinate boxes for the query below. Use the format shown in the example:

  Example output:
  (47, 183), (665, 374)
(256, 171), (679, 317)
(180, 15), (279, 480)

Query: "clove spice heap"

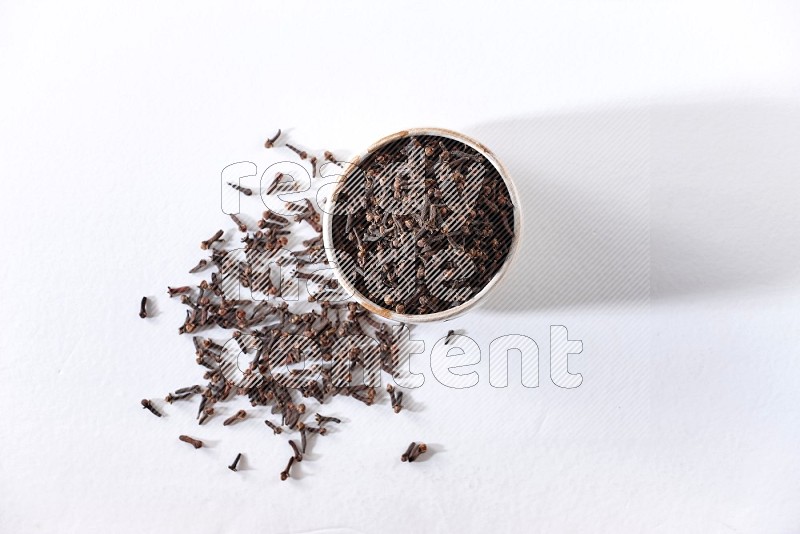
(142, 133), (427, 480)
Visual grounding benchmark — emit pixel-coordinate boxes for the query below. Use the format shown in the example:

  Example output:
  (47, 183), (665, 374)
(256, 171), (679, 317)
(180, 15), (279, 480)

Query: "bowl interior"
(322, 127), (521, 323)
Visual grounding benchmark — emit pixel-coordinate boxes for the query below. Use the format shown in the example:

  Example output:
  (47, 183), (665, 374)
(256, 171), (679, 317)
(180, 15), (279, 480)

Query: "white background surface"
(2, 1), (800, 532)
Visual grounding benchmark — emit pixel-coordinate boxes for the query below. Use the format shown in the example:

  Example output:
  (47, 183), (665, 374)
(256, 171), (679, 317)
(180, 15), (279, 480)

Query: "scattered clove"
(264, 129), (282, 149)
(324, 150), (342, 167)
(280, 456), (295, 481)
(445, 329), (455, 344)
(141, 399), (161, 417)
(408, 442), (427, 462)
(179, 435), (203, 449)
(200, 230), (224, 250)
(286, 143), (307, 160)
(228, 182), (253, 196)
(288, 439), (303, 462)
(401, 441), (416, 462)
(264, 419), (283, 435)
(228, 453), (242, 472)
(229, 214), (247, 232)
(223, 409), (247, 426)
(139, 296), (149, 319)
(189, 259), (209, 273)
(315, 413), (341, 425)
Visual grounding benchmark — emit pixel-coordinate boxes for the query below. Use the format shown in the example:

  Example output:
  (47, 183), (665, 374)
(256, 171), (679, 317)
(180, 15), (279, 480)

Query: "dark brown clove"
(200, 230), (224, 250)
(141, 399), (161, 417)
(175, 385), (202, 395)
(229, 214), (247, 232)
(286, 144), (307, 160)
(393, 390), (404, 414)
(315, 413), (341, 425)
(299, 424), (307, 453)
(179, 435), (203, 449)
(280, 456), (295, 481)
(408, 442), (427, 462)
(228, 452), (242, 472)
(324, 150), (343, 167)
(401, 441), (416, 462)
(228, 182), (253, 196)
(167, 286), (192, 297)
(386, 384), (397, 409)
(189, 259), (209, 273)
(165, 391), (194, 403)
(139, 296), (149, 319)
(264, 419), (283, 435)
(288, 439), (303, 462)
(264, 129), (282, 148)
(309, 156), (318, 178)
(266, 172), (284, 195)
(223, 409), (247, 426)
(294, 205), (322, 232)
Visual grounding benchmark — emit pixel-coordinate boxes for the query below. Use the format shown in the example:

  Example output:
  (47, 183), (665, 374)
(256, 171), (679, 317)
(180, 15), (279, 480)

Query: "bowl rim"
(321, 127), (522, 323)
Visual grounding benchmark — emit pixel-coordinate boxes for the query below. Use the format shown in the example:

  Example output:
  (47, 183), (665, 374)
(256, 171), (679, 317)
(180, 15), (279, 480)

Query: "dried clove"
(401, 441), (416, 462)
(189, 259), (209, 273)
(264, 129), (282, 149)
(408, 442), (427, 462)
(179, 435), (203, 449)
(286, 143), (307, 160)
(228, 453), (242, 472)
(141, 399), (161, 417)
(223, 409), (247, 426)
(445, 329), (455, 344)
(167, 286), (192, 297)
(280, 456), (295, 481)
(324, 150), (342, 167)
(229, 214), (247, 232)
(264, 419), (283, 435)
(310, 156), (318, 178)
(288, 439), (303, 462)
(200, 230), (224, 250)
(315, 413), (341, 425)
(228, 182), (253, 196)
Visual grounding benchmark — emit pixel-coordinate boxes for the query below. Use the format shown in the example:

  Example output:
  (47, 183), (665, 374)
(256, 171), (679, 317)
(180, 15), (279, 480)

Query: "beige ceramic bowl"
(322, 127), (521, 323)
